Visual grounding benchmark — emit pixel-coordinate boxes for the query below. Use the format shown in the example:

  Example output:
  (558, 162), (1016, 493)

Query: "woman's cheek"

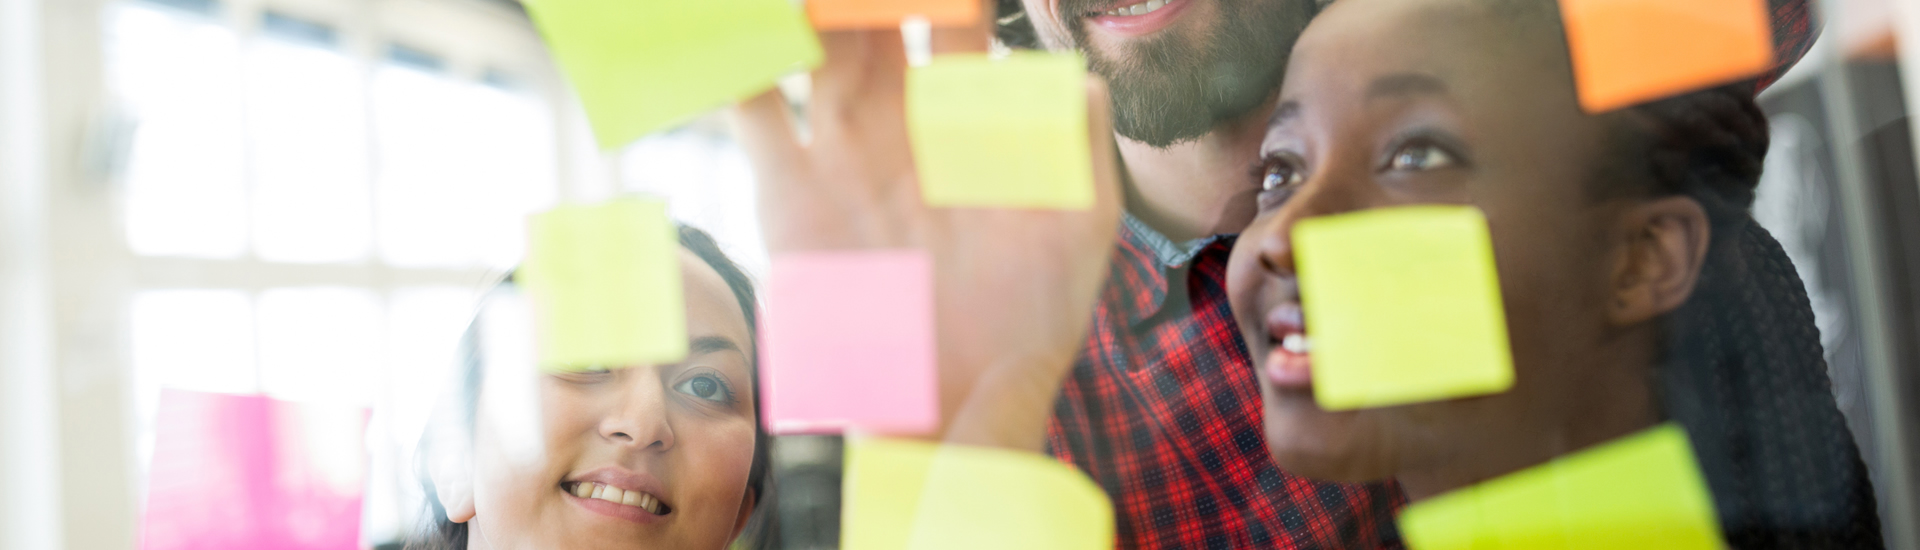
(697, 418), (757, 480)
(540, 380), (604, 441)
(685, 417), (757, 504)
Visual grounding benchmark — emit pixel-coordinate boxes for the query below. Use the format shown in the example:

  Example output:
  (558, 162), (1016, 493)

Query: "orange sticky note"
(808, 0), (981, 30)
(1560, 0), (1773, 113)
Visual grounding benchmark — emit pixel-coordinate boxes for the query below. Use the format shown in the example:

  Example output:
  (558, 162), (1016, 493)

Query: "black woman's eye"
(673, 374), (733, 404)
(1260, 155), (1307, 192)
(1386, 141), (1458, 172)
(1251, 152), (1309, 210)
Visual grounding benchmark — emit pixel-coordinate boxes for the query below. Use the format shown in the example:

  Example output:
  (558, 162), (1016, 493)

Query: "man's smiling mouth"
(1091, 0), (1180, 17)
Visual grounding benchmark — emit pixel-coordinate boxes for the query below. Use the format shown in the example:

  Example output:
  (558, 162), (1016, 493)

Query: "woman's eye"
(550, 364), (616, 382)
(1387, 142), (1457, 172)
(1260, 157), (1307, 192)
(673, 375), (732, 403)
(1252, 153), (1309, 210)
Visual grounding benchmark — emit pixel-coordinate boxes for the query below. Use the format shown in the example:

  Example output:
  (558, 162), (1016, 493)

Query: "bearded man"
(994, 0), (1405, 547)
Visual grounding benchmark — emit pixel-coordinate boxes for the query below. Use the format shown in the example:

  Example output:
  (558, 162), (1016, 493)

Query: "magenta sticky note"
(763, 250), (939, 435)
(141, 390), (369, 550)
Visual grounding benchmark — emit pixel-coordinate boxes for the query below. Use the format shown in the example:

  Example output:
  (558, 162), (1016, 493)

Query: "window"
(108, 0), (558, 544)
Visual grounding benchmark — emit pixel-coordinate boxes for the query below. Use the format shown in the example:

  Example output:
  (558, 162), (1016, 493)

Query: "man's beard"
(1067, 0), (1310, 147)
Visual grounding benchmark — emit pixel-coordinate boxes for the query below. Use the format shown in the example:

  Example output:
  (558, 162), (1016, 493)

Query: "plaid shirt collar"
(1116, 213), (1236, 328)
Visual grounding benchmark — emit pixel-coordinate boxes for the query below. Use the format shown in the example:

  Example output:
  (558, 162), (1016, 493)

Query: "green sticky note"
(907, 52), (1095, 210)
(1294, 205), (1514, 410)
(519, 198), (686, 370)
(843, 437), (1114, 550)
(1399, 423), (1725, 550)
(524, 0), (822, 150)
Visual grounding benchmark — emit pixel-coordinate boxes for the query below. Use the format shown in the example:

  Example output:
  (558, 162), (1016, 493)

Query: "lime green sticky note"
(1293, 205), (1514, 410)
(907, 52), (1095, 210)
(519, 198), (686, 370)
(524, 0), (822, 150)
(843, 437), (1114, 550)
(1399, 423), (1725, 550)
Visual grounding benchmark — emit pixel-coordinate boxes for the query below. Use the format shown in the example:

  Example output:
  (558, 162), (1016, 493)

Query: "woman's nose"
(599, 379), (676, 452)
(1259, 170), (1371, 277)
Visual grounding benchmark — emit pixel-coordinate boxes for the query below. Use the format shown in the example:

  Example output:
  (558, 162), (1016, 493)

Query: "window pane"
(373, 68), (556, 269)
(130, 289), (256, 483)
(247, 40), (372, 263)
(372, 66), (474, 268)
(131, 289), (257, 399)
(620, 131), (766, 275)
(109, 4), (247, 258)
(257, 288), (382, 404)
(468, 86), (559, 269)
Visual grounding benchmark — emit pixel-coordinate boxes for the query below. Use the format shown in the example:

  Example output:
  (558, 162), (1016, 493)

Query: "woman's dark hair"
(1470, 1), (1879, 543)
(407, 224), (773, 549)
(1602, 86), (1885, 548)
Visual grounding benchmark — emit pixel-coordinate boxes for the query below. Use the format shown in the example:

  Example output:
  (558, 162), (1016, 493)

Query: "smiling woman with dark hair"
(1226, 0), (1882, 546)
(410, 225), (773, 550)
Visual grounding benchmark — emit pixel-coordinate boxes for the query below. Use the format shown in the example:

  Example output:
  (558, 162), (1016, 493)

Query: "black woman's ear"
(1607, 195), (1711, 326)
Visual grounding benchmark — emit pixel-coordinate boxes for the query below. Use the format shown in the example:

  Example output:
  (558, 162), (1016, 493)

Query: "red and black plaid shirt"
(1046, 217), (1405, 549)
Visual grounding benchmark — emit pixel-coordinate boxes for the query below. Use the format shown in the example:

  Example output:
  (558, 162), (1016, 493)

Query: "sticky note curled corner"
(520, 198), (687, 370)
(524, 0), (822, 149)
(1398, 423), (1725, 550)
(1294, 205), (1513, 411)
(1560, 0), (1773, 113)
(809, 0), (981, 30)
(763, 250), (938, 435)
(843, 437), (1116, 550)
(907, 52), (1096, 210)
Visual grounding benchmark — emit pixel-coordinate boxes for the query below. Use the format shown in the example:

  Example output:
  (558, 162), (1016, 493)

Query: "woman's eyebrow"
(689, 335), (744, 356)
(1367, 72), (1449, 101)
(1268, 100), (1301, 128)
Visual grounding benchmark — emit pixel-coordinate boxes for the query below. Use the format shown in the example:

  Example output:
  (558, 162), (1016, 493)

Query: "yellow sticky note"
(519, 198), (686, 370)
(524, 0), (822, 149)
(1293, 205), (1513, 410)
(1560, 0), (1773, 113)
(843, 437), (1114, 550)
(1399, 423), (1725, 550)
(809, 0), (982, 30)
(907, 52), (1095, 210)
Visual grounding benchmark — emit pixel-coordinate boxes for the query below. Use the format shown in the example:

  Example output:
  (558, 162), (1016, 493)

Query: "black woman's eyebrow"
(1268, 100), (1302, 127)
(1367, 73), (1449, 101)
(689, 335), (744, 356)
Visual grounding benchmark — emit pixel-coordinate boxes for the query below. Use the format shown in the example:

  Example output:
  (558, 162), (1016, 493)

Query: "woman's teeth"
(570, 482), (667, 515)
(1101, 0), (1172, 16)
(1282, 333), (1312, 354)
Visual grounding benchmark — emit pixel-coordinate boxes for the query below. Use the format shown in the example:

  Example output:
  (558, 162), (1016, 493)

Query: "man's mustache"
(1055, 0), (1109, 16)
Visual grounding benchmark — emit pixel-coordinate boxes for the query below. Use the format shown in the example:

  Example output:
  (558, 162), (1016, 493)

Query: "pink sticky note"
(141, 390), (369, 550)
(763, 250), (938, 434)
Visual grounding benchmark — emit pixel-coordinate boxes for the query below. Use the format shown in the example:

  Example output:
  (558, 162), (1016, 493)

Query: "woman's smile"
(1259, 289), (1314, 389)
(561, 465), (674, 523)
(563, 481), (672, 524)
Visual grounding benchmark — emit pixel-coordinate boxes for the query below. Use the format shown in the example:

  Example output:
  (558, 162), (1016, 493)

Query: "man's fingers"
(731, 88), (803, 167)
(730, 88), (806, 189)
(810, 29), (908, 138)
